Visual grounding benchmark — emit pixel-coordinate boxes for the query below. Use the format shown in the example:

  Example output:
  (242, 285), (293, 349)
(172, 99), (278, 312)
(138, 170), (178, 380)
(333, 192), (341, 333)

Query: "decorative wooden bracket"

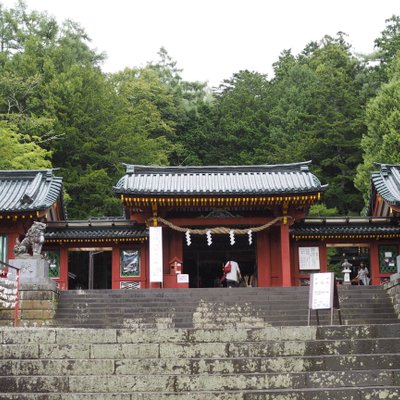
(283, 202), (289, 224)
(151, 203), (158, 226)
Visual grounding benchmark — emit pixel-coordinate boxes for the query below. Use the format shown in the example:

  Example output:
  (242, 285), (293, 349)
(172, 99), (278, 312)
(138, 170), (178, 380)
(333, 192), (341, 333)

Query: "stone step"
(53, 314), (400, 326)
(3, 353), (400, 376)
(2, 338), (399, 360)
(56, 292), (392, 302)
(1, 388), (400, 400)
(53, 310), (399, 327)
(55, 308), (394, 319)
(1, 369), (399, 392)
(53, 316), (398, 327)
(52, 313), (399, 324)
(58, 291), (388, 298)
(1, 324), (399, 397)
(55, 297), (393, 307)
(52, 318), (400, 329)
(2, 324), (399, 343)
(57, 287), (387, 298)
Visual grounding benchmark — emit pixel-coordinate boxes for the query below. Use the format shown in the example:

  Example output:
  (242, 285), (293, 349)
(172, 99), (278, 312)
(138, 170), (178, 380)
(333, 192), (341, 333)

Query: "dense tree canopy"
(0, 122), (51, 169)
(1, 1), (400, 218)
(355, 55), (400, 200)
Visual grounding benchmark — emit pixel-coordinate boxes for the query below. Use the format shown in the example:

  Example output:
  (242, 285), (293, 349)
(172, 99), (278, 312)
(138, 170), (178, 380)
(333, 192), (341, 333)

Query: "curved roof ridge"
(371, 164), (400, 206)
(122, 161), (313, 176)
(114, 161), (326, 196)
(374, 162), (400, 168)
(0, 169), (63, 213)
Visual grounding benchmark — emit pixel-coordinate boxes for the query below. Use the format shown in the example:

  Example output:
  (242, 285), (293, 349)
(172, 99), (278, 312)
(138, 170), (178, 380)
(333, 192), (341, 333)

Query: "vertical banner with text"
(149, 226), (163, 283)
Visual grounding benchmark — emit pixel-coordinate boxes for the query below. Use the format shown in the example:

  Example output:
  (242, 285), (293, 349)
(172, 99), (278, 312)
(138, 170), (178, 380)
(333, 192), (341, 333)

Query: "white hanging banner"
(149, 226), (163, 283)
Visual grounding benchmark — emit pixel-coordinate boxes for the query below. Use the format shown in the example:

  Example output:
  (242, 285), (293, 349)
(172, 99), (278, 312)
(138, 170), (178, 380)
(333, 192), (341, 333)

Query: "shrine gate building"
(1, 162), (400, 290)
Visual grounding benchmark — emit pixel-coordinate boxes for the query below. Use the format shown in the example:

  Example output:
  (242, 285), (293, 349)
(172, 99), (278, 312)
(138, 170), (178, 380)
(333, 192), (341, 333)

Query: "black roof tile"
(114, 162), (327, 196)
(0, 170), (63, 213)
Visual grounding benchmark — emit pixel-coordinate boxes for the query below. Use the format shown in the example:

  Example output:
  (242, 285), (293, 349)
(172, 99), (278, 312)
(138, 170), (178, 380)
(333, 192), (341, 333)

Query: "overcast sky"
(2, 0), (400, 86)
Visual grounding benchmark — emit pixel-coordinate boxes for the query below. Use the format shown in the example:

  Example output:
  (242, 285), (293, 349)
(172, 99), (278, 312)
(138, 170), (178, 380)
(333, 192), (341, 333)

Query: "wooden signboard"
(299, 246), (320, 270)
(308, 272), (341, 326)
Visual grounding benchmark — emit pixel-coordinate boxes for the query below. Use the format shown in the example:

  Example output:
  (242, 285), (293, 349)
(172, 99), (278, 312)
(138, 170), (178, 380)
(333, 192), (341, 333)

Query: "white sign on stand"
(149, 226), (163, 283)
(309, 272), (334, 310)
(308, 272), (341, 326)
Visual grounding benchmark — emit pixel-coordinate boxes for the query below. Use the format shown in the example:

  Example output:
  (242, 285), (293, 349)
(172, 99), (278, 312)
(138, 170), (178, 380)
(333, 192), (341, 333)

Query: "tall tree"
(355, 55), (400, 202)
(109, 67), (178, 164)
(373, 15), (400, 81)
(146, 48), (211, 165)
(301, 35), (366, 213)
(0, 122), (51, 169)
(198, 70), (271, 165)
(267, 54), (318, 164)
(268, 36), (367, 214)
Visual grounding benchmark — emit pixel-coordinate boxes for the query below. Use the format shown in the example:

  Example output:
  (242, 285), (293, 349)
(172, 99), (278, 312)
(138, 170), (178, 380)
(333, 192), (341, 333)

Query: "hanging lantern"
(206, 230), (212, 246)
(248, 229), (253, 245)
(185, 230), (191, 246)
(229, 230), (235, 245)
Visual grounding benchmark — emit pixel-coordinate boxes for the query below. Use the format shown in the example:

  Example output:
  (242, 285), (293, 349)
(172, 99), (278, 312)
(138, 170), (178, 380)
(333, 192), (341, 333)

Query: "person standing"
(359, 262), (370, 285)
(224, 260), (242, 288)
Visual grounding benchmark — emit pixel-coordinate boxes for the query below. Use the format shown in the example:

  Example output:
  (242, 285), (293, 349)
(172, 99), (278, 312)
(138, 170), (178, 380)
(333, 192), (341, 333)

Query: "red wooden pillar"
(7, 232), (19, 261)
(292, 242), (300, 285)
(369, 242), (380, 286)
(281, 222), (292, 287)
(257, 230), (271, 287)
(111, 247), (121, 289)
(169, 230), (183, 269)
(59, 248), (69, 290)
(319, 243), (328, 272)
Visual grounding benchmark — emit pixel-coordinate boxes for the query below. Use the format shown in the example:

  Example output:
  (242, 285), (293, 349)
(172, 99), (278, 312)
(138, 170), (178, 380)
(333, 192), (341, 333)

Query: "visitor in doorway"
(224, 260), (242, 288)
(219, 262), (227, 287)
(358, 262), (370, 285)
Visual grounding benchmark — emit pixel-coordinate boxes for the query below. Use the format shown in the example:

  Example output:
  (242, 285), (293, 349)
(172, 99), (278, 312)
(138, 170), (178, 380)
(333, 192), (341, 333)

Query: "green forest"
(1, 1), (400, 219)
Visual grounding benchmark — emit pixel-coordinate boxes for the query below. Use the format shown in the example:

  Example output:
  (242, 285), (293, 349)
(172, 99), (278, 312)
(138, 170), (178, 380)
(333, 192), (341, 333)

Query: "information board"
(149, 227), (163, 283)
(309, 272), (334, 310)
(299, 247), (320, 270)
(177, 274), (189, 283)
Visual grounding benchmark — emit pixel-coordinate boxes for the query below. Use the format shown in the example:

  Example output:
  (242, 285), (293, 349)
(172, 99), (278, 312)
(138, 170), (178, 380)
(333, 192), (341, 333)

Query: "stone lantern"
(341, 259), (352, 285)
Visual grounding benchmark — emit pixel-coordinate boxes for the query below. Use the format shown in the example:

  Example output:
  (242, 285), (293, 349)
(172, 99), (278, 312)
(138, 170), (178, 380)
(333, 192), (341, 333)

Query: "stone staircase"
(52, 285), (399, 328)
(0, 323), (400, 399)
(1, 285), (399, 398)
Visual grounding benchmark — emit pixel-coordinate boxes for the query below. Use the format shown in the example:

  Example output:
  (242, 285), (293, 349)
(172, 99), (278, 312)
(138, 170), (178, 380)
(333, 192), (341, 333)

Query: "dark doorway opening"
(68, 249), (112, 290)
(183, 233), (256, 288)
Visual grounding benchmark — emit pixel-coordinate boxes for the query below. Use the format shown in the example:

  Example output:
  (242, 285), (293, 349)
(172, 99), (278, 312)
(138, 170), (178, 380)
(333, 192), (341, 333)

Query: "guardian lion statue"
(14, 221), (46, 256)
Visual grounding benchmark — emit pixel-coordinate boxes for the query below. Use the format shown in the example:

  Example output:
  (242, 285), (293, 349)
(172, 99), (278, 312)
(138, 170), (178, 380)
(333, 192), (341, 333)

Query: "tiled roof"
(0, 170), (63, 213)
(45, 219), (147, 241)
(371, 164), (400, 206)
(291, 217), (400, 237)
(114, 162), (327, 196)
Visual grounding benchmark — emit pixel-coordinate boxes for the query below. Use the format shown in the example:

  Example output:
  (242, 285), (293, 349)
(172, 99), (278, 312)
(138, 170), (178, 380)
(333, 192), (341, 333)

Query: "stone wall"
(384, 274), (400, 318)
(0, 285), (59, 327)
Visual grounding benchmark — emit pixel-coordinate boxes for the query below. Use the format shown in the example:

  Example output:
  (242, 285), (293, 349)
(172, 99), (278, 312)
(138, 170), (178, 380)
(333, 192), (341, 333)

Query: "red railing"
(0, 260), (20, 326)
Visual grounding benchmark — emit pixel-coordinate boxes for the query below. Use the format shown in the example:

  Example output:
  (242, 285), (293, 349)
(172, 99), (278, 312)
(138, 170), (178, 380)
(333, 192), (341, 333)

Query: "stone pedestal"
(7, 256), (59, 326)
(9, 256), (56, 290)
